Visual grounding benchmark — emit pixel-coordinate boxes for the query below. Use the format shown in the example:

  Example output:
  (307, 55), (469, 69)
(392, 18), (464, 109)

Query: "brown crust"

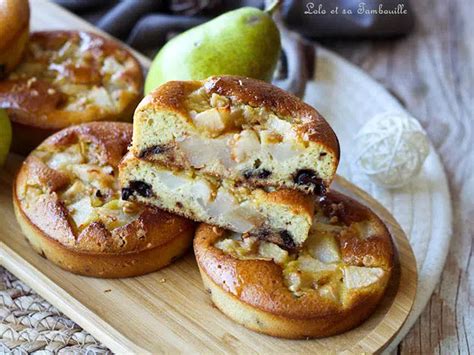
(14, 122), (196, 277)
(14, 194), (194, 278)
(0, 31), (143, 152)
(139, 76), (340, 159)
(0, 0), (29, 76)
(194, 191), (393, 338)
(41, 121), (133, 167)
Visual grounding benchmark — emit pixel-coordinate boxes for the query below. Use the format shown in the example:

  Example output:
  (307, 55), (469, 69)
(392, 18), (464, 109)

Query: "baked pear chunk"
(13, 122), (195, 278)
(131, 76), (339, 193)
(119, 154), (315, 249)
(194, 190), (394, 338)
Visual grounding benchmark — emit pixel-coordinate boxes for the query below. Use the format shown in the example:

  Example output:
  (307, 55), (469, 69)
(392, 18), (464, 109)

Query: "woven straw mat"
(0, 267), (111, 354)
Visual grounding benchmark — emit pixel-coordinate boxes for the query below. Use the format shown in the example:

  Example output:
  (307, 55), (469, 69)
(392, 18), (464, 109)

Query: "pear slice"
(343, 266), (384, 289)
(192, 107), (235, 137)
(306, 232), (341, 264)
(258, 241), (289, 265)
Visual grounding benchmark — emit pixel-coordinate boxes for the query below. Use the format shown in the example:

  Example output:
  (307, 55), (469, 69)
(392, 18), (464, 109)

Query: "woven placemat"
(0, 267), (111, 354)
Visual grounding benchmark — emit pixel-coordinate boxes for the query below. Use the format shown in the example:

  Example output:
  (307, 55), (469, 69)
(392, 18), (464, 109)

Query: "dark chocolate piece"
(242, 169), (272, 180)
(293, 169), (326, 195)
(138, 144), (170, 159)
(279, 231), (296, 250)
(121, 180), (154, 200)
(248, 227), (297, 251)
(257, 169), (272, 179)
(121, 188), (133, 200)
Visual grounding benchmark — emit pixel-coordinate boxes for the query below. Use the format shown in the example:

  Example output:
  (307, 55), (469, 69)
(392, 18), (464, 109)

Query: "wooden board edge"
(334, 176), (418, 353)
(0, 241), (146, 354)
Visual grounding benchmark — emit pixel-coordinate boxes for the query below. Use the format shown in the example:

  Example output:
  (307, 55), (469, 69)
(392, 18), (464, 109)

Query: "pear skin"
(145, 7), (281, 94)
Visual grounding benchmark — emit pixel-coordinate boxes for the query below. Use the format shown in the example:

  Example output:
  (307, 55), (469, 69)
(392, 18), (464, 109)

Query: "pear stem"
(265, 0), (282, 15)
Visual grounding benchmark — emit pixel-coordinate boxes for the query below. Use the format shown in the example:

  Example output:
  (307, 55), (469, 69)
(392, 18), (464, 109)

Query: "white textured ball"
(354, 112), (430, 188)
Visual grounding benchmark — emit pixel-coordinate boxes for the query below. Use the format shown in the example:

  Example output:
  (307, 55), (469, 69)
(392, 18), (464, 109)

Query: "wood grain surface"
(319, 0), (473, 353)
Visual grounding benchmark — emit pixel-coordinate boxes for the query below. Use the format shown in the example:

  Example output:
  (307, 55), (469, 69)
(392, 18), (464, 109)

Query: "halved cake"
(13, 122), (195, 278)
(194, 190), (394, 338)
(119, 153), (315, 249)
(130, 76), (339, 194)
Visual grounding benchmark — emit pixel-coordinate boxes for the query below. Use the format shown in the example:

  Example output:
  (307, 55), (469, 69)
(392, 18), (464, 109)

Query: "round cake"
(0, 0), (30, 77)
(194, 190), (394, 338)
(0, 30), (143, 154)
(13, 122), (195, 278)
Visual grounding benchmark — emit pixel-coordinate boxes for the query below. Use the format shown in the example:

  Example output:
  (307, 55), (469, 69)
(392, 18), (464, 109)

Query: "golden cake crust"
(0, 0), (29, 76)
(194, 191), (393, 338)
(14, 122), (195, 278)
(0, 31), (143, 153)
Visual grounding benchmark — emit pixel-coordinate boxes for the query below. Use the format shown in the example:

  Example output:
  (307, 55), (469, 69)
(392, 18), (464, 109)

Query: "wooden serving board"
(0, 0), (417, 353)
(0, 156), (417, 353)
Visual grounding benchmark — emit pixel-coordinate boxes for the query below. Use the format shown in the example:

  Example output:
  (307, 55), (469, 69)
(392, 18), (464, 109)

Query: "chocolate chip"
(314, 183), (327, 196)
(294, 169), (317, 185)
(257, 169), (272, 179)
(138, 145), (170, 159)
(279, 231), (296, 250)
(243, 169), (272, 180)
(249, 228), (296, 250)
(243, 170), (253, 179)
(121, 188), (133, 200)
(122, 180), (154, 199)
(133, 181), (153, 197)
(294, 169), (326, 195)
(95, 190), (103, 198)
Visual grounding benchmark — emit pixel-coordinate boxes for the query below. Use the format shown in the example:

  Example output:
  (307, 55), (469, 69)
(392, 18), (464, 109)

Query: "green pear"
(145, 7), (281, 94)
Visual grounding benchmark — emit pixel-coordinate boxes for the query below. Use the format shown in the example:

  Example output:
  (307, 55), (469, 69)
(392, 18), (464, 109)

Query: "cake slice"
(119, 153), (314, 249)
(130, 76), (339, 194)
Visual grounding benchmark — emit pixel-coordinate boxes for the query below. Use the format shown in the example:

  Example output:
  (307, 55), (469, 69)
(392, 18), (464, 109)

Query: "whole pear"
(145, 7), (281, 94)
